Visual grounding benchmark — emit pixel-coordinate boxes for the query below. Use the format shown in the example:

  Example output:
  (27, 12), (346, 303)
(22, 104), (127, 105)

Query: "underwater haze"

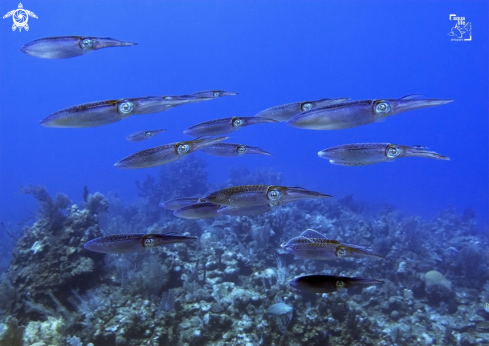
(0, 1), (488, 346)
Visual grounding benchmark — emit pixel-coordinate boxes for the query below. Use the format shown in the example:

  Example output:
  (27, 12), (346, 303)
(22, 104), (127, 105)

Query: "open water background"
(0, 1), (487, 225)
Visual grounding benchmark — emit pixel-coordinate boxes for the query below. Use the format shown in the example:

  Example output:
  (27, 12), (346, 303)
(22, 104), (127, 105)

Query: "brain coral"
(424, 270), (453, 302)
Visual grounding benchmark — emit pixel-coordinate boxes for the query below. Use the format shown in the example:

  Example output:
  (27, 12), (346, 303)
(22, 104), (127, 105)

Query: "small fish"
(281, 229), (384, 260)
(286, 95), (453, 130)
(21, 36), (137, 59)
(200, 142), (272, 157)
(254, 97), (350, 122)
(485, 303), (489, 313)
(160, 197), (207, 211)
(290, 275), (384, 294)
(205, 185), (330, 208)
(114, 136), (228, 169)
(318, 143), (449, 166)
(217, 204), (275, 216)
(183, 117), (278, 137)
(264, 302), (293, 316)
(126, 129), (166, 142)
(83, 233), (197, 254)
(173, 203), (221, 219)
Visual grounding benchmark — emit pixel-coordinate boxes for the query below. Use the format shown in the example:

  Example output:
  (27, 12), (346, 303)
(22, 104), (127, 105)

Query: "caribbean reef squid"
(290, 275), (384, 294)
(286, 95), (453, 130)
(41, 91), (238, 128)
(205, 184), (331, 208)
(83, 233), (197, 254)
(281, 229), (384, 260)
(114, 136), (229, 169)
(318, 143), (449, 166)
(21, 36), (137, 59)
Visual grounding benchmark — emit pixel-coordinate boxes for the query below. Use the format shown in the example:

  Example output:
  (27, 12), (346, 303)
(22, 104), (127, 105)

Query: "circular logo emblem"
(3, 4), (38, 32)
(13, 9), (28, 28)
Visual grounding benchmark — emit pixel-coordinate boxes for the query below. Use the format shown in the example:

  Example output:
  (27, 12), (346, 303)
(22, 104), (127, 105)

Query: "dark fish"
(126, 129), (166, 142)
(290, 275), (384, 294)
(83, 233), (197, 254)
(21, 36), (137, 59)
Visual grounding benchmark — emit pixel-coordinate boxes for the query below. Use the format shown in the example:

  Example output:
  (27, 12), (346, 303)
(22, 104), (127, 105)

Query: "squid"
(217, 204), (275, 216)
(281, 229), (384, 260)
(205, 184), (331, 208)
(173, 203), (221, 219)
(254, 97), (350, 122)
(318, 143), (449, 166)
(83, 233), (197, 254)
(41, 91), (238, 128)
(40, 97), (190, 128)
(114, 136), (229, 169)
(160, 197), (207, 211)
(21, 36), (137, 59)
(162, 90), (238, 111)
(285, 95), (453, 130)
(183, 117), (278, 137)
(200, 142), (272, 157)
(185, 90), (238, 102)
(125, 129), (166, 142)
(290, 275), (385, 294)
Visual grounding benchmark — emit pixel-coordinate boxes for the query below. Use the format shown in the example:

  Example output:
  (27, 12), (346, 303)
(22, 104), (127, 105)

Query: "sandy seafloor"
(0, 1), (488, 346)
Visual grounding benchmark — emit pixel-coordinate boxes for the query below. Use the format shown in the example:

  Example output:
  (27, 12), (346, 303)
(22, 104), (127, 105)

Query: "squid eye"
(213, 91), (220, 97)
(232, 118), (243, 127)
(80, 38), (93, 49)
(374, 101), (391, 115)
(267, 189), (282, 201)
(118, 100), (134, 114)
(336, 247), (348, 257)
(237, 145), (247, 154)
(177, 144), (190, 155)
(144, 237), (156, 248)
(301, 102), (312, 111)
(386, 145), (401, 158)
(145, 131), (152, 137)
(335, 280), (345, 288)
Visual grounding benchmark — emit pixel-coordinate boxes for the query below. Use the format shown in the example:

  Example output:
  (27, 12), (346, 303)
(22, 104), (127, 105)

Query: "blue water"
(0, 1), (487, 223)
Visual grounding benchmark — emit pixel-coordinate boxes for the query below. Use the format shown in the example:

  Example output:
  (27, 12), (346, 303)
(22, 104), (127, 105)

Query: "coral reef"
(134, 155), (210, 224)
(2, 188), (106, 326)
(425, 270), (453, 303)
(0, 179), (488, 346)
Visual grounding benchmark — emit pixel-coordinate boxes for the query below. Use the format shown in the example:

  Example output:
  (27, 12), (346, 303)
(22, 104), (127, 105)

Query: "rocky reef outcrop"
(0, 171), (488, 346)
